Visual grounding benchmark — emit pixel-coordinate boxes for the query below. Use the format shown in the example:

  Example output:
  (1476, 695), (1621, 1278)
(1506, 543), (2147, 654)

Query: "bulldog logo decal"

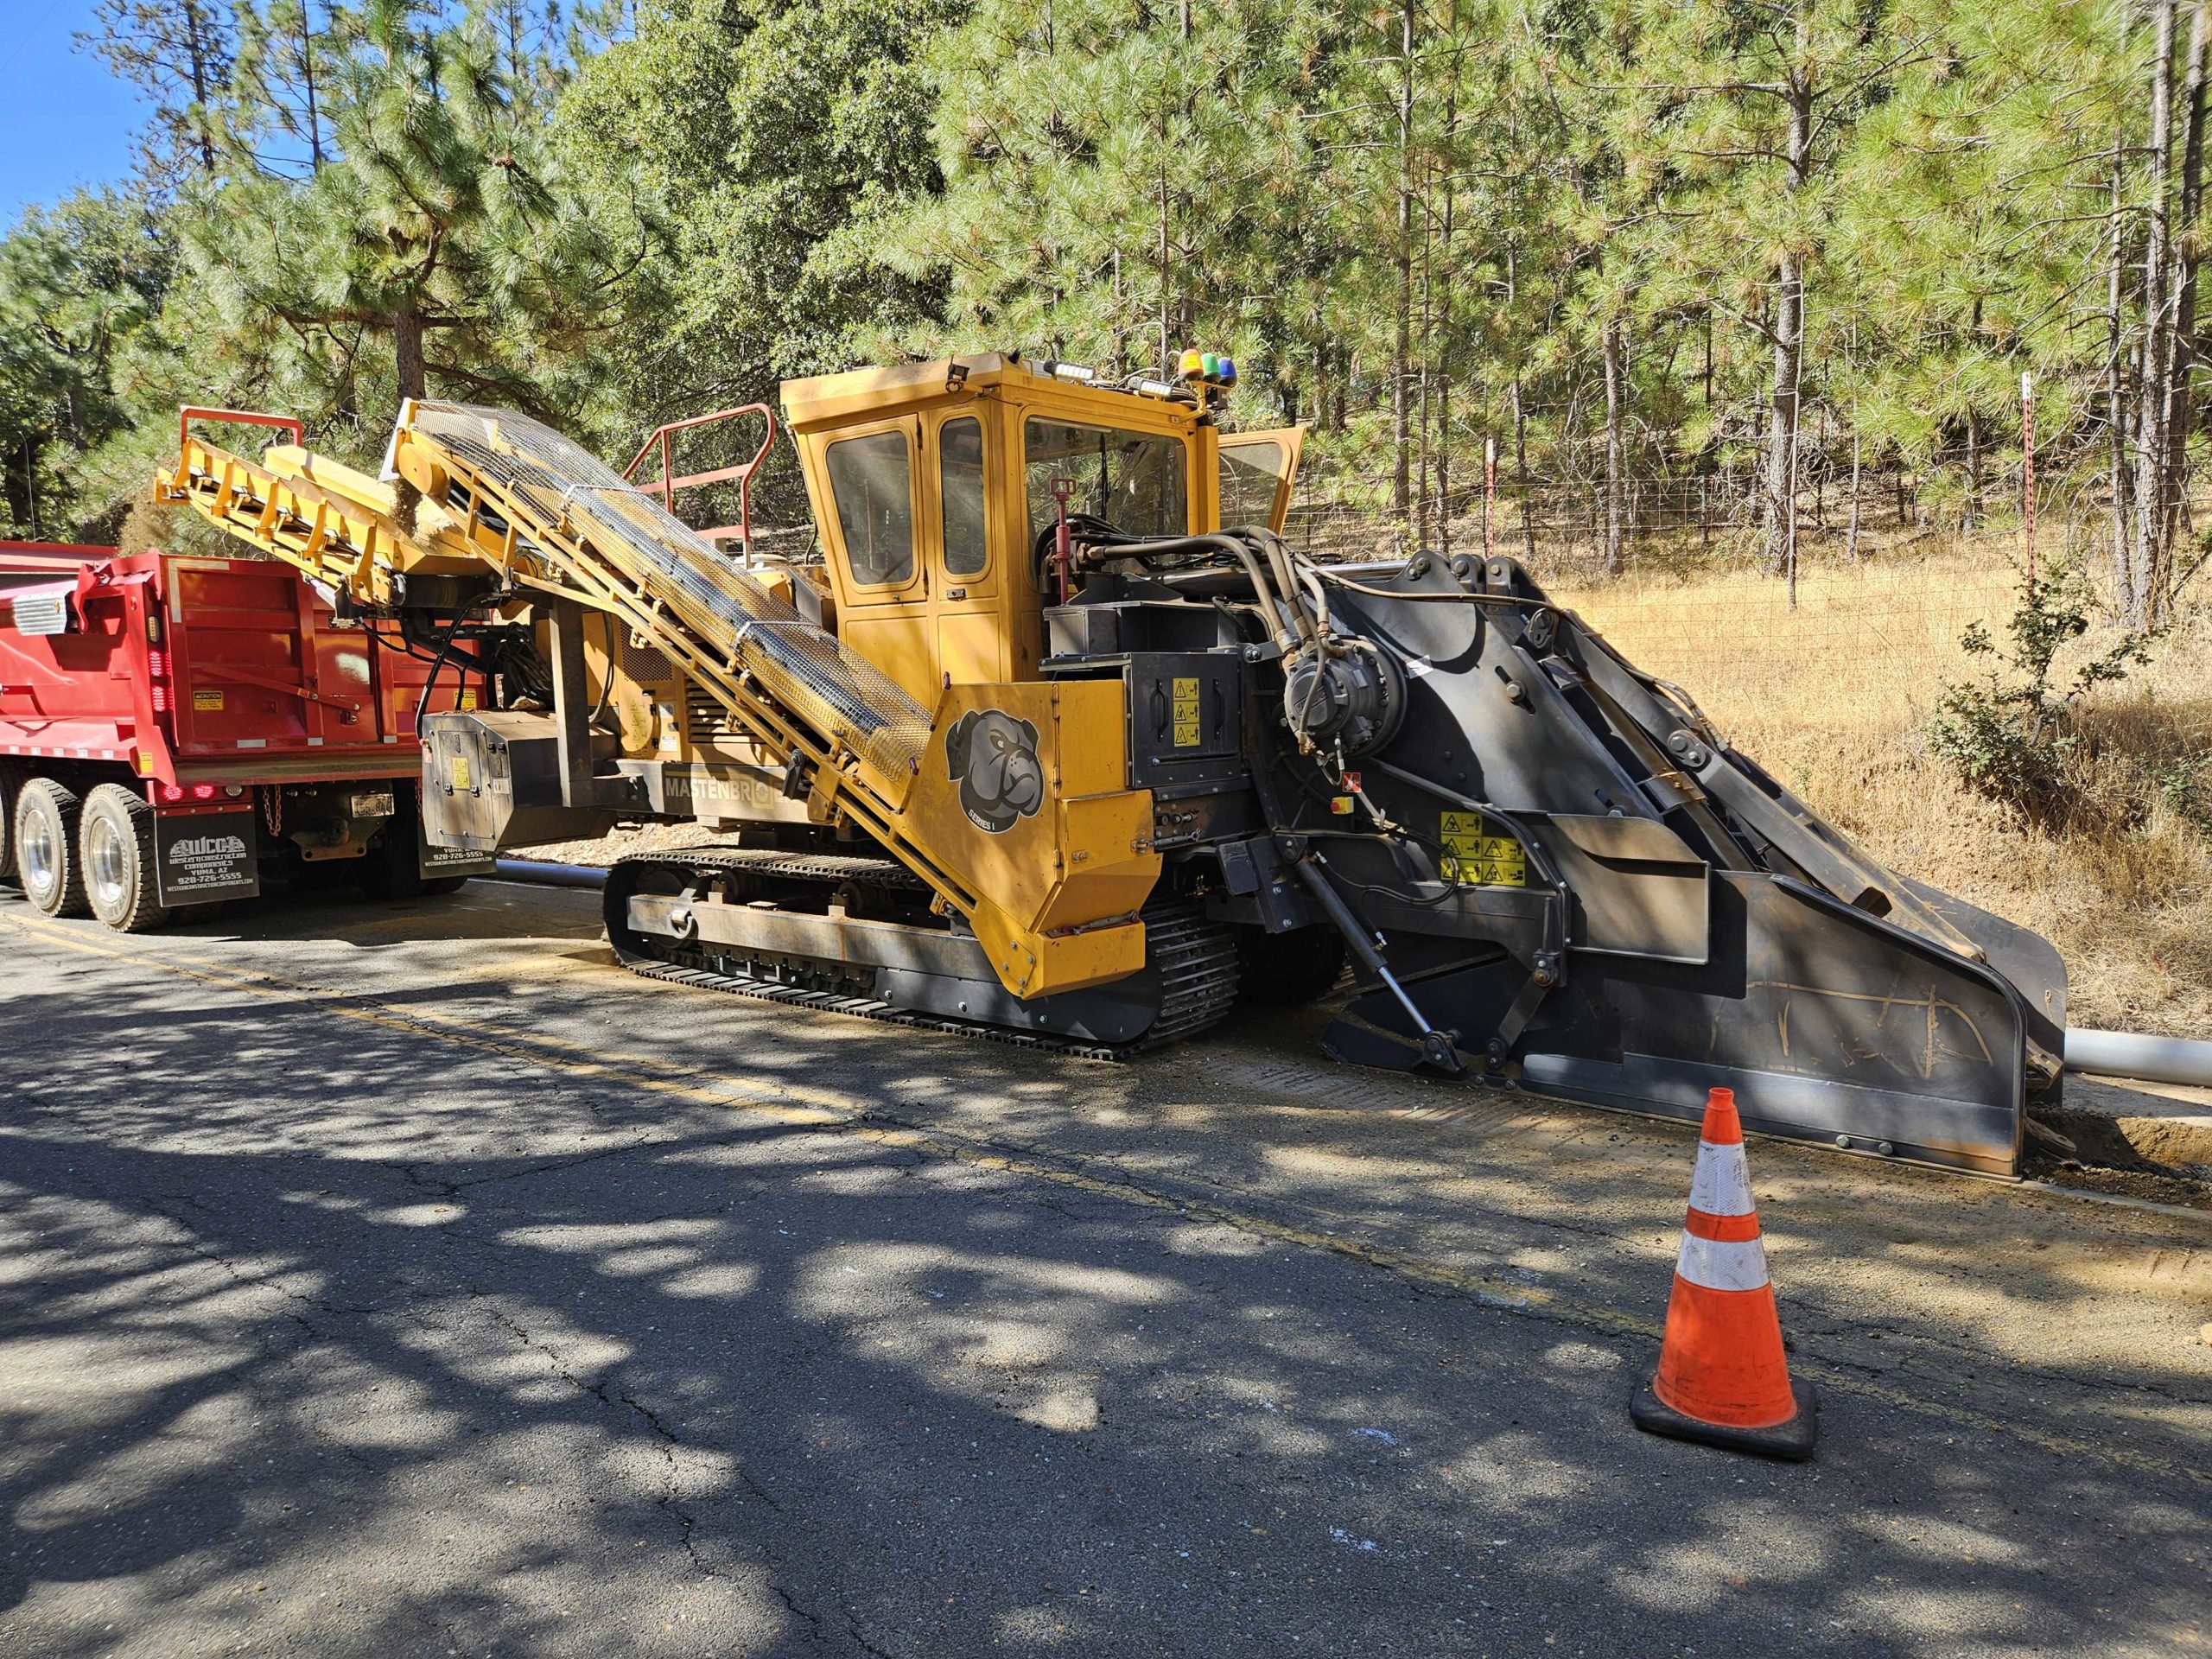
(945, 709), (1046, 834)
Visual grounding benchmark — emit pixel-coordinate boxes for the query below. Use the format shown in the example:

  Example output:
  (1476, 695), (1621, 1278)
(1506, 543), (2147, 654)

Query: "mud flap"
(154, 809), (260, 906)
(418, 836), (495, 882)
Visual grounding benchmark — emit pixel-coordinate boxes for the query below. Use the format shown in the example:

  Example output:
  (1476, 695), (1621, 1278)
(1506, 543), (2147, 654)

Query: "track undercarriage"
(604, 848), (1242, 1058)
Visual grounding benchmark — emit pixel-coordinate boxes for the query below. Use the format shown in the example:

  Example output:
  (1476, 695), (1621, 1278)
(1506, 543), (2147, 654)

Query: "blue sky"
(0, 1), (155, 223)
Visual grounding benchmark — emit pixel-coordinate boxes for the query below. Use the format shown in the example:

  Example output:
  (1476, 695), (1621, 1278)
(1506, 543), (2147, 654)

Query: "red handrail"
(179, 405), (305, 455)
(621, 403), (778, 550)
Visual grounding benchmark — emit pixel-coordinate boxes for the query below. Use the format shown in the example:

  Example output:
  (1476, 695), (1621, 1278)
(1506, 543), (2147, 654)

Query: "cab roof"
(780, 352), (1202, 435)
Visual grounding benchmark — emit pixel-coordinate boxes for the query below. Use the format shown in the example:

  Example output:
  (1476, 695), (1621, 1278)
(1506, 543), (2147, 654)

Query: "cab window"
(826, 430), (914, 587)
(1217, 439), (1284, 528)
(941, 416), (988, 577)
(1024, 418), (1186, 539)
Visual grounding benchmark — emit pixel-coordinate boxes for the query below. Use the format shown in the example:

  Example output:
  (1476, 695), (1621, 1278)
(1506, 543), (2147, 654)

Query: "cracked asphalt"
(2, 879), (2209, 1658)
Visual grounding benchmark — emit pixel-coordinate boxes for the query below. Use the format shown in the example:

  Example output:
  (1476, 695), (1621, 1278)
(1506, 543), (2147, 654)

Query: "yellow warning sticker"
(1171, 676), (1201, 748)
(450, 755), (472, 791)
(457, 688), (478, 711)
(192, 689), (224, 712)
(1440, 810), (1526, 887)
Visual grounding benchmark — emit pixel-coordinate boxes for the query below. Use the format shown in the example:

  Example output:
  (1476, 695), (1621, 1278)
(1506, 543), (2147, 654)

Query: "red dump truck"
(0, 541), (493, 930)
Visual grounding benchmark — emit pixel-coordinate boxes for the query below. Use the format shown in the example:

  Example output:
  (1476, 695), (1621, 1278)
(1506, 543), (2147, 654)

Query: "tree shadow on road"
(1, 961), (2207, 1659)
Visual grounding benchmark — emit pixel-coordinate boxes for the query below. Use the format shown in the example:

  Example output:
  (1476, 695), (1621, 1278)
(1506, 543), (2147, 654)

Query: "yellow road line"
(6, 910), (2206, 1489)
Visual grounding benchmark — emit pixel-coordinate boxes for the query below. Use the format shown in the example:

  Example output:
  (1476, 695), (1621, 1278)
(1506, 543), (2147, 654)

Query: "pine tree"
(224, 0), (356, 177)
(168, 0), (658, 467)
(864, 0), (1326, 382)
(80, 0), (238, 187)
(0, 192), (172, 537)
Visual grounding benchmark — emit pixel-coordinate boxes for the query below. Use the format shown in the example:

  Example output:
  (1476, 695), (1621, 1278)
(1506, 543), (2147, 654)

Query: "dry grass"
(1552, 547), (2212, 1037)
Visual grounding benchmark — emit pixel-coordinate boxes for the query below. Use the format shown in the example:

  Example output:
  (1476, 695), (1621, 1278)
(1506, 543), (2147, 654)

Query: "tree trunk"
(302, 0), (324, 168)
(1762, 43), (1812, 575)
(1513, 375), (1535, 561)
(183, 0), (218, 172)
(1963, 404), (1982, 532)
(1391, 0), (1415, 527)
(1417, 191), (1433, 548)
(394, 308), (427, 403)
(1157, 159), (1172, 372)
(1704, 305), (1715, 415)
(2131, 0), (2180, 628)
(1763, 257), (1804, 573)
(1813, 406), (1827, 533)
(1602, 315), (1626, 575)
(393, 308), (428, 533)
(2158, 0), (2212, 612)
(2108, 135), (2136, 617)
(1435, 108), (1455, 563)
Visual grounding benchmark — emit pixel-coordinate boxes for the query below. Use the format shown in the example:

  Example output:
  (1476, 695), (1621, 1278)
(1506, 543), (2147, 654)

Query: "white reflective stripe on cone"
(1675, 1230), (1770, 1293)
(1687, 1140), (1757, 1218)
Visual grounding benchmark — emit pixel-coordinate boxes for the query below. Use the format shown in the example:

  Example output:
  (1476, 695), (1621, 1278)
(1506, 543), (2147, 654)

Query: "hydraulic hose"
(1125, 531), (1310, 652)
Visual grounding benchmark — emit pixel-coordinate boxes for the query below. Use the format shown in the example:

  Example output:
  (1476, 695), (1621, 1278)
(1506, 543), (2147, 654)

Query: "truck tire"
(356, 820), (429, 899)
(80, 784), (172, 932)
(355, 791), (468, 900)
(16, 777), (90, 918)
(0, 762), (23, 882)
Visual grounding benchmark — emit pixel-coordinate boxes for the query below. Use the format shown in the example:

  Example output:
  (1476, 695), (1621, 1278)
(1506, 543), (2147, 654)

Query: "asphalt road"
(1, 880), (2207, 1659)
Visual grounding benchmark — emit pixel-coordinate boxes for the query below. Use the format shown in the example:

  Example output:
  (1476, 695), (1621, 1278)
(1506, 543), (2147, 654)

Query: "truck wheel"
(419, 875), (469, 896)
(0, 762), (23, 881)
(80, 784), (171, 932)
(16, 778), (90, 918)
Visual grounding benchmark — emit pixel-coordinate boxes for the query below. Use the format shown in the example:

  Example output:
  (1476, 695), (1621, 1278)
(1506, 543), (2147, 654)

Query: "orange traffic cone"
(1630, 1087), (1818, 1459)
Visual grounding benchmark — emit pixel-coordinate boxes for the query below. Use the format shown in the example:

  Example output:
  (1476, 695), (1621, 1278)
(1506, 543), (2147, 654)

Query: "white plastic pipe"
(2065, 1027), (2212, 1087)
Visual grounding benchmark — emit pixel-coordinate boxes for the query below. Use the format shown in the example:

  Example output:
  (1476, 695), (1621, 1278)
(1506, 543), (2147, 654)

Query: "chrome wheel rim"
(87, 812), (128, 908)
(21, 809), (57, 898)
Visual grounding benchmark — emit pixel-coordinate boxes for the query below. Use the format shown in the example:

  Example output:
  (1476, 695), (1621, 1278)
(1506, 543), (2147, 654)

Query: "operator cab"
(781, 352), (1300, 705)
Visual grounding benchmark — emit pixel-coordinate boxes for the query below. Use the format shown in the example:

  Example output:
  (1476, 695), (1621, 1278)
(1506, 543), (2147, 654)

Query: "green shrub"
(1926, 555), (2147, 827)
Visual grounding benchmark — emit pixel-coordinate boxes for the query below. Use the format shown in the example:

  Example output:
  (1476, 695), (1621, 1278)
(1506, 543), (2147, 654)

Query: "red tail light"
(191, 784), (217, 800)
(156, 784), (184, 804)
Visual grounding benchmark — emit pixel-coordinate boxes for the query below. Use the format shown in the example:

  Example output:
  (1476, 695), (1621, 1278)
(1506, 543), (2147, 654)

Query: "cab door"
(1216, 427), (1306, 533)
(927, 409), (1022, 688)
(818, 416), (935, 704)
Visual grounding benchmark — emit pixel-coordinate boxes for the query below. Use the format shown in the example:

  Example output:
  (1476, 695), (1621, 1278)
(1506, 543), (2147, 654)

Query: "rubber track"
(607, 846), (1239, 1060)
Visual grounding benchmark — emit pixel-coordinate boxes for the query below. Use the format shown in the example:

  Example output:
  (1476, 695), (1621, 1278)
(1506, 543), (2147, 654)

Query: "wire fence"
(1281, 461), (2061, 573)
(709, 446), (2172, 745)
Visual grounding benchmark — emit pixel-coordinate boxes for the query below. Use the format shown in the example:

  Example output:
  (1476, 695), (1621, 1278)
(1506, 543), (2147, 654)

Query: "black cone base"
(1630, 1376), (1819, 1461)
